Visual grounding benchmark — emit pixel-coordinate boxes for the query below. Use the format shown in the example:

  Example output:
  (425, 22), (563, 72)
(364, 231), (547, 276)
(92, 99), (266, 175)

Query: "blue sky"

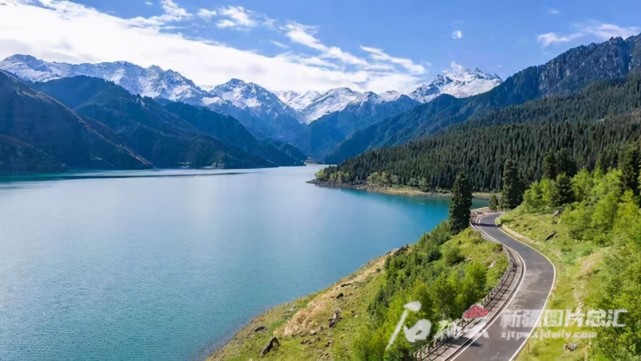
(0, 0), (640, 92)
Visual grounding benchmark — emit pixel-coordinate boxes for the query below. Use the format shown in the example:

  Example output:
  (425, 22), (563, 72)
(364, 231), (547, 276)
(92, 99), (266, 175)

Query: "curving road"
(450, 213), (556, 361)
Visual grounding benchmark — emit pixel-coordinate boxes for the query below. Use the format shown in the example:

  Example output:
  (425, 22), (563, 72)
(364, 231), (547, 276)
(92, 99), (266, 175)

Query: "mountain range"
(0, 70), (308, 174)
(0, 55), (503, 160)
(409, 64), (502, 103)
(5, 33), (636, 174)
(0, 71), (150, 174)
(325, 34), (641, 163)
(321, 66), (641, 192)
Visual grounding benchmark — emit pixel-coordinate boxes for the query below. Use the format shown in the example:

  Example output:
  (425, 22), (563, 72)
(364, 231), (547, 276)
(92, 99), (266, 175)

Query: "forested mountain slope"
(327, 34), (641, 163)
(33, 76), (304, 169)
(0, 71), (151, 174)
(318, 73), (641, 191)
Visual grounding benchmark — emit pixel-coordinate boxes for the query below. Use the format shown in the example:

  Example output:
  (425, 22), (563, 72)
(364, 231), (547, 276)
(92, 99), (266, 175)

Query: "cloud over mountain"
(0, 0), (432, 93)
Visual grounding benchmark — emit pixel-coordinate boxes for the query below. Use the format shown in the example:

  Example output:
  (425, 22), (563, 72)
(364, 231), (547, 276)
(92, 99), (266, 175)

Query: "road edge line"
(448, 213), (527, 360)
(496, 219), (558, 361)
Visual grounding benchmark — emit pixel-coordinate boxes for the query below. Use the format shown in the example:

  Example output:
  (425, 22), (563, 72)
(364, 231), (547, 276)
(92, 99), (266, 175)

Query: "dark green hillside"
(162, 102), (306, 166)
(0, 135), (65, 174)
(318, 73), (641, 191)
(327, 34), (641, 163)
(0, 71), (151, 174)
(34, 77), (284, 169)
(306, 94), (419, 160)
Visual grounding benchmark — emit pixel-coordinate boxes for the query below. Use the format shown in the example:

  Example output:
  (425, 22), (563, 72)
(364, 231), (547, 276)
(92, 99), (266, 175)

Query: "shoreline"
(207, 256), (389, 360)
(207, 219), (508, 360)
(307, 179), (492, 199)
(207, 182), (493, 359)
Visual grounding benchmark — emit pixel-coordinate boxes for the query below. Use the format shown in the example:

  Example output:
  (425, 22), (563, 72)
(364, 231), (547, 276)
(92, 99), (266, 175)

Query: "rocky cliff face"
(535, 36), (641, 96)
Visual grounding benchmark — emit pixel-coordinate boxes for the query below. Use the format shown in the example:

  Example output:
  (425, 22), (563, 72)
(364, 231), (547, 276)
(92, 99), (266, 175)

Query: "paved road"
(451, 213), (556, 361)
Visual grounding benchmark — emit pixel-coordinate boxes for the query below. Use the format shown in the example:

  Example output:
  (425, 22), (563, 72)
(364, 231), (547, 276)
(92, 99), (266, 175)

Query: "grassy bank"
(309, 180), (492, 199)
(209, 227), (507, 360)
(499, 209), (603, 360)
(208, 257), (387, 361)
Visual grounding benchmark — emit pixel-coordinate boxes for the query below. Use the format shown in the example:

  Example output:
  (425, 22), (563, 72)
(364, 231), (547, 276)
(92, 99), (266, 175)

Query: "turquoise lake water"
(0, 166), (481, 360)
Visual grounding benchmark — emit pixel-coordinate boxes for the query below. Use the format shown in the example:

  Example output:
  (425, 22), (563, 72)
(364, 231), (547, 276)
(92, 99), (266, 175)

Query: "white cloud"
(197, 8), (217, 19)
(583, 22), (640, 39)
(283, 22), (325, 50)
(216, 6), (257, 29)
(215, 19), (236, 29)
(276, 53), (340, 70)
(145, 1), (153, 6)
(160, 0), (190, 20)
(129, 0), (191, 27)
(451, 30), (463, 40)
(548, 8), (561, 15)
(270, 40), (289, 49)
(283, 22), (367, 66)
(449, 61), (467, 73)
(537, 32), (582, 47)
(360, 46), (426, 75)
(537, 21), (640, 47)
(0, 0), (429, 93)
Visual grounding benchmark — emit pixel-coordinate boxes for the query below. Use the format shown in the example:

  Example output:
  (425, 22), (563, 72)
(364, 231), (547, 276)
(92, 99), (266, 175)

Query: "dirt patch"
(281, 257), (385, 337)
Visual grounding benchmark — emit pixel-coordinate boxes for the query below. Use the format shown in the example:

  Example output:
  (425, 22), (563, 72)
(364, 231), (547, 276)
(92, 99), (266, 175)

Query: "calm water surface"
(0, 166), (481, 360)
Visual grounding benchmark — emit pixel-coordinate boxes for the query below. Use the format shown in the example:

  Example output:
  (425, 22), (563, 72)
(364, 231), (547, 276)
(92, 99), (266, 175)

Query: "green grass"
(209, 227), (507, 361)
(500, 208), (605, 361)
(455, 228), (509, 287)
(208, 258), (387, 361)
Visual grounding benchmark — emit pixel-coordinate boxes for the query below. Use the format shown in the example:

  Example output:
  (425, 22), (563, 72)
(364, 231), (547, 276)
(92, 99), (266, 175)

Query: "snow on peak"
(275, 90), (300, 104)
(212, 78), (305, 123)
(1, 54), (503, 128)
(410, 63), (502, 103)
(444, 61), (501, 85)
(379, 90), (403, 102)
(0, 54), (207, 102)
(0, 54), (59, 82)
(213, 78), (284, 110)
(277, 90), (322, 113)
(301, 87), (365, 122)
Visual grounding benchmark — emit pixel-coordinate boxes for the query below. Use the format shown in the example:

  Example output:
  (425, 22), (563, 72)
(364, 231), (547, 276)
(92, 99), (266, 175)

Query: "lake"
(0, 166), (479, 360)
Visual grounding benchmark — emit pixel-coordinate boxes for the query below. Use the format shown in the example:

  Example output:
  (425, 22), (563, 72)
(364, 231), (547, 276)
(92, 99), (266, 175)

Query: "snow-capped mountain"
(301, 88), (367, 122)
(0, 55), (308, 144)
(0, 54), (503, 159)
(275, 90), (300, 105)
(410, 63), (502, 103)
(305, 91), (419, 159)
(314, 92), (419, 129)
(379, 90), (403, 102)
(0, 55), (210, 103)
(277, 90), (322, 114)
(210, 78), (307, 143)
(213, 79), (305, 124)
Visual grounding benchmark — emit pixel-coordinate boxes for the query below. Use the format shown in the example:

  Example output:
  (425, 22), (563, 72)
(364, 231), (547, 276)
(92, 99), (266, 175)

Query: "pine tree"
(620, 145), (640, 195)
(556, 149), (577, 177)
(553, 173), (574, 206)
(500, 159), (525, 209)
(488, 194), (499, 211)
(543, 152), (557, 179)
(449, 172), (473, 234)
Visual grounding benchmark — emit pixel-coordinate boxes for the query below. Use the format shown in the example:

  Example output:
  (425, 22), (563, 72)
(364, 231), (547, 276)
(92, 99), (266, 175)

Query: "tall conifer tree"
(449, 172), (473, 234)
